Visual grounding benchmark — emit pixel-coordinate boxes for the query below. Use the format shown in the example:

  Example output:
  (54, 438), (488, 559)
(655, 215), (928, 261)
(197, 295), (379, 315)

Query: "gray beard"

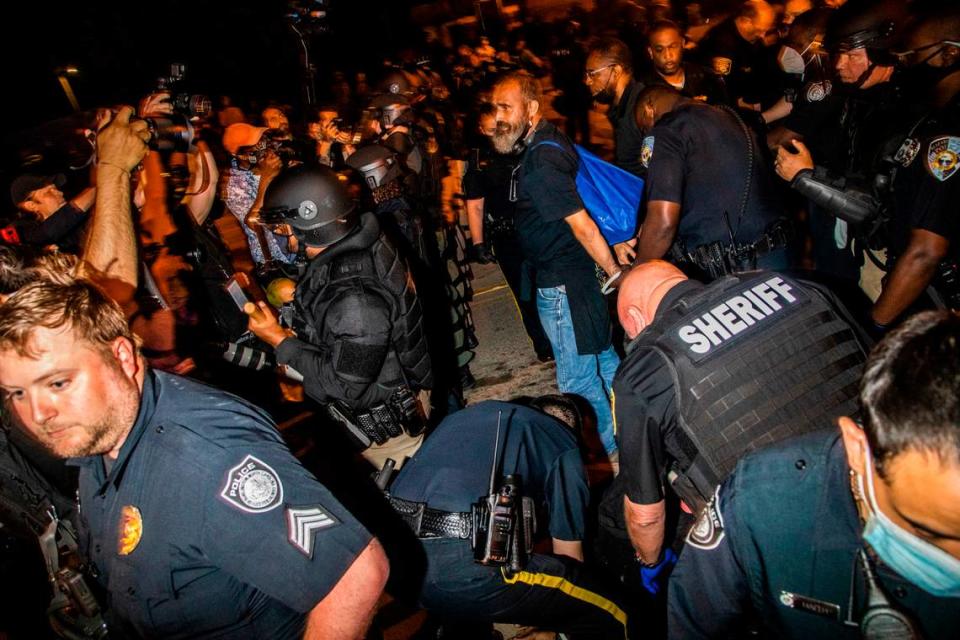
(491, 125), (524, 154)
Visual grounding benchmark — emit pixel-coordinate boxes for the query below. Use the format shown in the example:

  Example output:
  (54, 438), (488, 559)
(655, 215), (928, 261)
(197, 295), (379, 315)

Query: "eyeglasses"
(584, 64), (615, 82)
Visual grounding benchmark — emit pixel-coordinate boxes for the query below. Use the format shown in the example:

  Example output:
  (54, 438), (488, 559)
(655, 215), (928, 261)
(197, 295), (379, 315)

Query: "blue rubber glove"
(639, 548), (678, 596)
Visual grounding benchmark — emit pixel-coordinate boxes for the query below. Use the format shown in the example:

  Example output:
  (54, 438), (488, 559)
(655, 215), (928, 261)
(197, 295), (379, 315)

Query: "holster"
(670, 220), (792, 279)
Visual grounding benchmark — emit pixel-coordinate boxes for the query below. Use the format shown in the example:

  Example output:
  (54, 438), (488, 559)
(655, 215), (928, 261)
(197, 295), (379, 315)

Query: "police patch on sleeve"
(712, 56), (733, 76)
(926, 136), (960, 182)
(686, 487), (725, 550)
(220, 455), (284, 514)
(287, 505), (340, 558)
(804, 80), (831, 103)
(640, 136), (655, 168)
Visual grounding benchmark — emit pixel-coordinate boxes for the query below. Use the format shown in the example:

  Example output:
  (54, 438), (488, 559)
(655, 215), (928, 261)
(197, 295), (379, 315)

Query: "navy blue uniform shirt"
(668, 430), (960, 639)
(71, 370), (371, 639)
(390, 400), (589, 542)
(643, 102), (783, 249)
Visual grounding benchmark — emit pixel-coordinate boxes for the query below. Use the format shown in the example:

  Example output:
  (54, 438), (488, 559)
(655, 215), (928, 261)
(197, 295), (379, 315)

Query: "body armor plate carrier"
(633, 273), (868, 511)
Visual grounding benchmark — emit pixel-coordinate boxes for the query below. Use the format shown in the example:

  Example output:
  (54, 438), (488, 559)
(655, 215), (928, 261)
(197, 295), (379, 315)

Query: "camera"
(140, 64), (212, 153)
(471, 474), (535, 573)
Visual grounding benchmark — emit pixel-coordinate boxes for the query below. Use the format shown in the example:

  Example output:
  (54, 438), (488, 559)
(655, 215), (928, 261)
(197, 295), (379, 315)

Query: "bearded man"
(489, 72), (623, 465)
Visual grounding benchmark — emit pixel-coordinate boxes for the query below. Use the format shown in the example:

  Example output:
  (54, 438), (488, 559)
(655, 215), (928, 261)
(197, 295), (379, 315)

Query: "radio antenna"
(487, 410), (503, 495)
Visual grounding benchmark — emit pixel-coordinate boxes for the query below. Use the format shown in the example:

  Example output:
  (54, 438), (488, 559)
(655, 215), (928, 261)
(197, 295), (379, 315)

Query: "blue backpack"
(531, 141), (645, 244)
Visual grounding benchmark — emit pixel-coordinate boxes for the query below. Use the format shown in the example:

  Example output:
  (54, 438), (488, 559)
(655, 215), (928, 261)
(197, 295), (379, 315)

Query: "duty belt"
(326, 386), (425, 447)
(387, 495), (472, 539)
(670, 219), (792, 280)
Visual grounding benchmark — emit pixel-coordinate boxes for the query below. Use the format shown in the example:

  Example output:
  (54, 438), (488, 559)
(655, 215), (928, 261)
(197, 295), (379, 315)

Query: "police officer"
(620, 86), (790, 277)
(0, 279), (388, 638)
(774, 0), (914, 287)
(346, 143), (427, 264)
(669, 310), (960, 639)
(869, 8), (960, 326)
(250, 164), (434, 468)
(600, 260), (869, 593)
(387, 398), (628, 638)
(583, 36), (647, 177)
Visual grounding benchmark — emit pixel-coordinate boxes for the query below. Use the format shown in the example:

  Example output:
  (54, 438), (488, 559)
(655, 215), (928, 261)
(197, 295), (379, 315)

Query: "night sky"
(2, 0), (423, 135)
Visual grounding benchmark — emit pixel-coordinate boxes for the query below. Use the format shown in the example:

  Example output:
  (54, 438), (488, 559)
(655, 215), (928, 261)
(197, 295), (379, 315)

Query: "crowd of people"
(0, 0), (958, 638)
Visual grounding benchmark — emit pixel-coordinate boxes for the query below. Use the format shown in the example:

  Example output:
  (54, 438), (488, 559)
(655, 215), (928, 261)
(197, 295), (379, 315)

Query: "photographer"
(7, 173), (94, 255)
(221, 123), (296, 269)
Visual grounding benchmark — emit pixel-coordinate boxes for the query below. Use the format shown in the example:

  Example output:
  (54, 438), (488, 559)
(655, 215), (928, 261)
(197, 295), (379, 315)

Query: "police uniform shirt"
(695, 18), (771, 106)
(606, 79), (648, 177)
(643, 103), (782, 249)
(390, 400), (589, 542)
(462, 148), (519, 224)
(514, 120), (612, 355)
(668, 430), (959, 639)
(70, 370), (372, 639)
(638, 62), (725, 105)
(779, 85), (846, 173)
(888, 95), (960, 258)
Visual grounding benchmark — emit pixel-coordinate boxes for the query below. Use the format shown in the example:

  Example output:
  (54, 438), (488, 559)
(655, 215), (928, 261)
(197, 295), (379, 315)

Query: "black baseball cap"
(10, 173), (66, 206)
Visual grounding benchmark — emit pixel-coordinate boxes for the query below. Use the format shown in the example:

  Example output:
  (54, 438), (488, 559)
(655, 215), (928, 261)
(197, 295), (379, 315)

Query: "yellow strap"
(611, 389), (618, 436)
(501, 568), (628, 635)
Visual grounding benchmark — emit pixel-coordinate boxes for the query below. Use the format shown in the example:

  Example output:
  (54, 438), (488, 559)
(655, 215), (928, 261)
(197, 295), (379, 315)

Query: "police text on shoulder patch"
(220, 455), (284, 514)
(287, 505), (340, 558)
(926, 136), (960, 182)
(804, 80), (831, 103)
(686, 487), (725, 550)
(640, 136), (655, 168)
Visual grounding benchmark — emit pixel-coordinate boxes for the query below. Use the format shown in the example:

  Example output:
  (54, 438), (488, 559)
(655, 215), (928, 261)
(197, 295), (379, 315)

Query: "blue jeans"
(537, 286), (620, 455)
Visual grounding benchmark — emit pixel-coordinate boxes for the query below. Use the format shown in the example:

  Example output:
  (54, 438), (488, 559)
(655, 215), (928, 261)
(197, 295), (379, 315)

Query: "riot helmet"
(378, 70), (415, 97)
(371, 93), (412, 129)
(346, 144), (400, 189)
(261, 165), (357, 248)
(824, 0), (908, 66)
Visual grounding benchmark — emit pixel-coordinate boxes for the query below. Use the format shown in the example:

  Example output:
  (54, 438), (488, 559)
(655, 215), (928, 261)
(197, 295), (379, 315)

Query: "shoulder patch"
(641, 135), (655, 168)
(220, 454), (284, 514)
(712, 56), (733, 77)
(894, 137), (921, 167)
(804, 80), (831, 103)
(287, 505), (340, 558)
(926, 136), (960, 182)
(686, 487), (725, 550)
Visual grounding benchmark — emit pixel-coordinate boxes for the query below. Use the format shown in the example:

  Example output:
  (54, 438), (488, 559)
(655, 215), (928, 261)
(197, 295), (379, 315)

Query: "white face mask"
(778, 40), (818, 75)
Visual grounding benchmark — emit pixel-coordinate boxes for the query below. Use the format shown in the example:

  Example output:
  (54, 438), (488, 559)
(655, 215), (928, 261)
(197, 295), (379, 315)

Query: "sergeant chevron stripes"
(287, 506), (339, 558)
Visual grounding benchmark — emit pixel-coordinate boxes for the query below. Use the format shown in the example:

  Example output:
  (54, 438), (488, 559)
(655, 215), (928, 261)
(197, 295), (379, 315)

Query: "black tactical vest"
(633, 273), (868, 510)
(294, 224), (432, 407)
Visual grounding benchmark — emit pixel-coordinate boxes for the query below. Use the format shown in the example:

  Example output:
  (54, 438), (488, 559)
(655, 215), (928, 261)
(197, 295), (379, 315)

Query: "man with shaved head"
(599, 262), (870, 595)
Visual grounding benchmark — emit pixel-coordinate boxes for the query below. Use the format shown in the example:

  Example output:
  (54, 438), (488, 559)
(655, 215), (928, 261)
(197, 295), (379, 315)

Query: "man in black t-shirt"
(584, 37), (648, 177)
(619, 86), (789, 278)
(490, 72), (623, 460)
(639, 20), (724, 105)
(6, 174), (95, 253)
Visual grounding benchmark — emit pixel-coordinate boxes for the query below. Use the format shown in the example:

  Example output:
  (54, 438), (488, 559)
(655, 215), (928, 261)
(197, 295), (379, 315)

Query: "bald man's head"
(617, 260), (688, 339)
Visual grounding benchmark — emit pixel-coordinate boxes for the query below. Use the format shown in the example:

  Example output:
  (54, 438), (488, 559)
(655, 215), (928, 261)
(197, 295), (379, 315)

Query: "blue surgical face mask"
(858, 443), (960, 597)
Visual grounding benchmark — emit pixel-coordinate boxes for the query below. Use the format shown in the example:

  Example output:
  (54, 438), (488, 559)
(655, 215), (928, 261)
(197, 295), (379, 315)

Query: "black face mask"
(593, 85), (617, 105)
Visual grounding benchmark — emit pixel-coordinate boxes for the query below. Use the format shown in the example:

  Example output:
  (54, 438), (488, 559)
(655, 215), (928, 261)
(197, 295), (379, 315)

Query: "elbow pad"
(791, 169), (879, 225)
